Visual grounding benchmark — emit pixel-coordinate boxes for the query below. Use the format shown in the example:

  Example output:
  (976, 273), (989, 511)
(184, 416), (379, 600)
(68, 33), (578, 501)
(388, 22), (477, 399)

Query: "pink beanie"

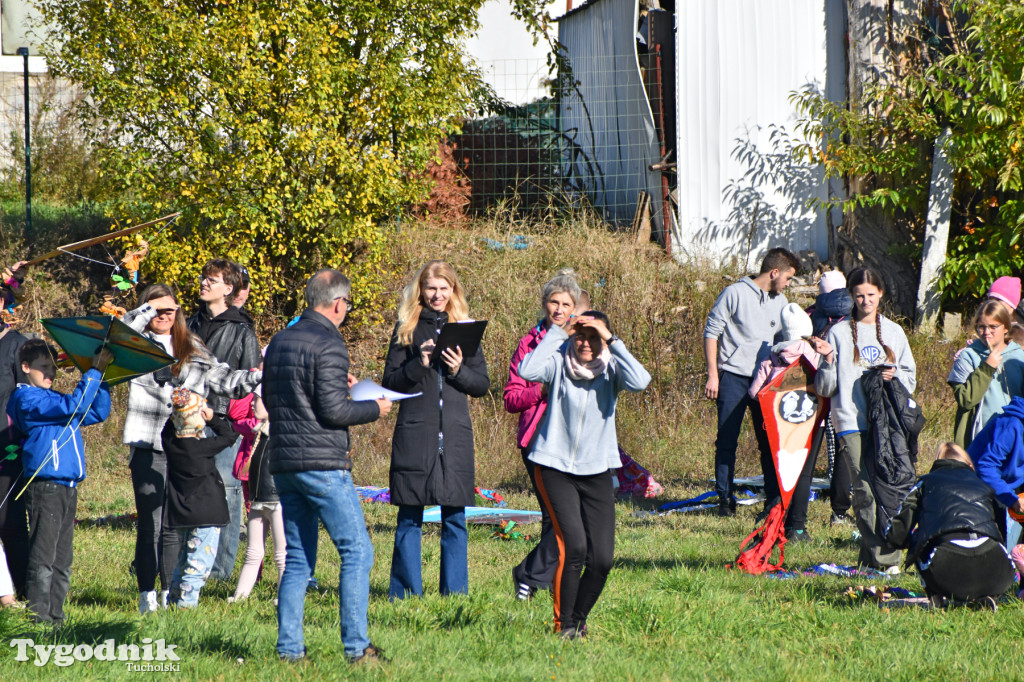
(819, 270), (846, 295)
(988, 276), (1022, 309)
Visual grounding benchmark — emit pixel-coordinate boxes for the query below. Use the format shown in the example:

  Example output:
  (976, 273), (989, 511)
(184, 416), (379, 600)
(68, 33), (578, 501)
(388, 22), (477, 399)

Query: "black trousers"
(535, 465), (615, 632)
(513, 449), (558, 590)
(25, 480), (77, 624)
(919, 538), (1014, 601)
(130, 447), (180, 592)
(0, 459), (29, 596)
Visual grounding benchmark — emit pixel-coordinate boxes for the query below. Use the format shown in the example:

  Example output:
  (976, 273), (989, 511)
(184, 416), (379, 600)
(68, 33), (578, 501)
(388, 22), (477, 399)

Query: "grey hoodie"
(815, 317), (916, 435)
(518, 325), (650, 475)
(703, 276), (788, 377)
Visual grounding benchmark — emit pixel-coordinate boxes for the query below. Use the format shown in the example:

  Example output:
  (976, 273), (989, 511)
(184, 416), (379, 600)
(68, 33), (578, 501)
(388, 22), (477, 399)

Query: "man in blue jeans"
(263, 269), (391, 664)
(703, 248), (800, 518)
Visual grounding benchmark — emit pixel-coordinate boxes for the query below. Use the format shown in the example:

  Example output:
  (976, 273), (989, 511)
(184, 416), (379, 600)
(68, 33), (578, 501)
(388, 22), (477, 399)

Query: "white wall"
(463, 0), (561, 105)
(674, 0), (845, 269)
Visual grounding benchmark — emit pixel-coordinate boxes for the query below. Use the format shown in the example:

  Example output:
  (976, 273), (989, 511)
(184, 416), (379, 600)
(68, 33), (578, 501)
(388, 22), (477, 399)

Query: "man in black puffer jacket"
(188, 259), (261, 581)
(263, 269), (391, 664)
(886, 443), (1014, 608)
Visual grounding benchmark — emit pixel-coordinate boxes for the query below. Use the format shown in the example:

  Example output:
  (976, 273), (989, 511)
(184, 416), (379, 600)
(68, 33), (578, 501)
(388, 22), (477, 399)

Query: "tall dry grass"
(3, 212), (968, 513)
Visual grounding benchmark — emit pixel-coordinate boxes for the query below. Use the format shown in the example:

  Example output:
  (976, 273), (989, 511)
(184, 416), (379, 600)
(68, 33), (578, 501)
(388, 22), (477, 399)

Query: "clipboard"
(430, 320), (488, 363)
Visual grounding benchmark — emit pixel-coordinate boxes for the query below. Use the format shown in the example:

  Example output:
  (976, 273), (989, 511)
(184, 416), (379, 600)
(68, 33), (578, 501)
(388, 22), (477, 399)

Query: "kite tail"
(730, 502), (787, 575)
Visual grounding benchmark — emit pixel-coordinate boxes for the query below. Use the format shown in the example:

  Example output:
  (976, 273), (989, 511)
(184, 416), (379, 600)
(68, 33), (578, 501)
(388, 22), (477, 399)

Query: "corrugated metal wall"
(674, 0), (845, 269)
(559, 0), (665, 232)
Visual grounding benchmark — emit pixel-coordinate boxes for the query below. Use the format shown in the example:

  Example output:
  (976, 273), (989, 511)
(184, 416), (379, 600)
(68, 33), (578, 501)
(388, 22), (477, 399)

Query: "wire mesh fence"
(446, 51), (673, 237)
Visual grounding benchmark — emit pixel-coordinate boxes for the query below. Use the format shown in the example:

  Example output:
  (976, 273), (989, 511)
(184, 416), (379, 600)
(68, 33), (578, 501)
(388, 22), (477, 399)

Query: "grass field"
(1, 218), (1019, 680)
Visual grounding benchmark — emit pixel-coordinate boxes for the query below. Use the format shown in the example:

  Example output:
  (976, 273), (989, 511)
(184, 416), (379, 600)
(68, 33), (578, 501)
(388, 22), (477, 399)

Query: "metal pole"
(17, 47), (31, 240)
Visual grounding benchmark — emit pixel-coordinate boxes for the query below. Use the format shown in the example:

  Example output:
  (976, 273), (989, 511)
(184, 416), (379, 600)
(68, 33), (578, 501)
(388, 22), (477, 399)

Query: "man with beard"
(703, 247), (801, 517)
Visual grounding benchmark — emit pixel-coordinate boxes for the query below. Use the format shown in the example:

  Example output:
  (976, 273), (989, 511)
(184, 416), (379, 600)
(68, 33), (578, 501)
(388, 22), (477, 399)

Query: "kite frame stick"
(24, 212), (181, 266)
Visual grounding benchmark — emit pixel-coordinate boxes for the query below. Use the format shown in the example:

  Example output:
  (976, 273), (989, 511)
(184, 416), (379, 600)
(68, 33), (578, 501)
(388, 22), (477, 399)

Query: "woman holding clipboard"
(382, 260), (490, 599)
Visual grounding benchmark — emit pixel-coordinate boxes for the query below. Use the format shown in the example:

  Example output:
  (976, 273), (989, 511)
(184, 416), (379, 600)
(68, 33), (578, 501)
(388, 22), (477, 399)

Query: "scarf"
(564, 337), (611, 380)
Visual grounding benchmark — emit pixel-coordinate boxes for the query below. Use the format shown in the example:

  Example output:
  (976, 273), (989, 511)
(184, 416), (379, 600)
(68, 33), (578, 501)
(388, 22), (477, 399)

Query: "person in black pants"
(503, 269), (582, 599)
(519, 311), (650, 638)
(0, 260), (28, 597)
(885, 443), (1014, 609)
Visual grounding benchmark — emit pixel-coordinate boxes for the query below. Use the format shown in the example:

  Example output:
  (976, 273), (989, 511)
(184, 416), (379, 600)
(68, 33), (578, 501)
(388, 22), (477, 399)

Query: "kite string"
(57, 248), (117, 269)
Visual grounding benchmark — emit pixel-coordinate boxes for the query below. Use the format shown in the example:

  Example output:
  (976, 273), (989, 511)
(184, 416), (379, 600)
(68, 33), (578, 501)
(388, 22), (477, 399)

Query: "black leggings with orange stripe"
(535, 465), (615, 632)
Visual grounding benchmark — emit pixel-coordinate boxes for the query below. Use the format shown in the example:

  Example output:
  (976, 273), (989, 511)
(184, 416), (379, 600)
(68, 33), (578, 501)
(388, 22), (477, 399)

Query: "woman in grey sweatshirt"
(812, 267), (916, 571)
(518, 311), (650, 639)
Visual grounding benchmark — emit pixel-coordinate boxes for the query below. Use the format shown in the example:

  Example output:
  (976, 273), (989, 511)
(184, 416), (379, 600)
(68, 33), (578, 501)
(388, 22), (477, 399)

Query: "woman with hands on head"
(948, 300), (1024, 449)
(121, 284), (262, 614)
(382, 260), (490, 599)
(518, 310), (650, 639)
(503, 269), (582, 600)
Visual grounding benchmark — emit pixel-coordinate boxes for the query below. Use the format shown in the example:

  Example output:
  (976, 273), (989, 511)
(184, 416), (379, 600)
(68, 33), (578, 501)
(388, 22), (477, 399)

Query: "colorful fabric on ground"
(490, 520), (531, 541)
(617, 447), (664, 498)
(356, 486), (391, 503)
(762, 563), (904, 580)
(423, 506), (542, 525)
(475, 487), (507, 507)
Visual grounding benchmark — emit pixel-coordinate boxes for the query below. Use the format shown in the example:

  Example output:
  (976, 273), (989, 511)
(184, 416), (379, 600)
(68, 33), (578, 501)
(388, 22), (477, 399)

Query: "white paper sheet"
(349, 379), (421, 402)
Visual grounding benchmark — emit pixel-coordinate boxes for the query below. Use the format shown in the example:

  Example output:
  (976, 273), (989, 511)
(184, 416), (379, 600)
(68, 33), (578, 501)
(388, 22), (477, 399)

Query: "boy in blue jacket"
(7, 339), (112, 625)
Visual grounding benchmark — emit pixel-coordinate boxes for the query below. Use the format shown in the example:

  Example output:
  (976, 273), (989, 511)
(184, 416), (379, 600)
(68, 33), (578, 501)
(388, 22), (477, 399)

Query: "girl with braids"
(811, 267), (916, 571)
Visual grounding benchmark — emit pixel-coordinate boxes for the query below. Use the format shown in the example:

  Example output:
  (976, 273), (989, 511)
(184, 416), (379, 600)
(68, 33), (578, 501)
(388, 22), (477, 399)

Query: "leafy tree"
(36, 0), (551, 321)
(793, 0), (1024, 309)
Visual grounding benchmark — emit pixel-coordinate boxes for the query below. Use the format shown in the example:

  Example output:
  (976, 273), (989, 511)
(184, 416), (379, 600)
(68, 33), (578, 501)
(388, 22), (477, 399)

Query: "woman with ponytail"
(811, 267), (916, 571)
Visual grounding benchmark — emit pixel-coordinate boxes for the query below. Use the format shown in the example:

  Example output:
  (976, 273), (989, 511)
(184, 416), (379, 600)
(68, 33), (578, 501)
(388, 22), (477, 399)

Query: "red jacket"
(503, 322), (548, 449)
(228, 393), (262, 481)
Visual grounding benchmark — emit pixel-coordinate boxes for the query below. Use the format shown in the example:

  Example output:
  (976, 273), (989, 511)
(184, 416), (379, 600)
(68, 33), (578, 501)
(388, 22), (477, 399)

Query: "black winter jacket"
(264, 309), (380, 474)
(808, 289), (853, 338)
(162, 416), (238, 529)
(187, 305), (261, 415)
(382, 309), (490, 507)
(864, 369), (926, 529)
(247, 436), (278, 503)
(885, 459), (1004, 566)
(0, 328), (26, 448)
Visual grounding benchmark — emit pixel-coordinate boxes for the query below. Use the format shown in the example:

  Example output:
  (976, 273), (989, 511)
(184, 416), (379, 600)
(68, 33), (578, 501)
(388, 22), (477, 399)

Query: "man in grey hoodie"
(704, 248), (801, 517)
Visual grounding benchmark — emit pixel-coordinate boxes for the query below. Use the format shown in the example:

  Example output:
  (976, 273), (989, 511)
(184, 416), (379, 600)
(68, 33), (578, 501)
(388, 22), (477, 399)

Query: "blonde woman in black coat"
(382, 260), (490, 599)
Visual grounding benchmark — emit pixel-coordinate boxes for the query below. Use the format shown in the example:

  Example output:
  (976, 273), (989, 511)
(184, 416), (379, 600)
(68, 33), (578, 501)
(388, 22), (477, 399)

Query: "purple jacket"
(503, 322), (547, 449)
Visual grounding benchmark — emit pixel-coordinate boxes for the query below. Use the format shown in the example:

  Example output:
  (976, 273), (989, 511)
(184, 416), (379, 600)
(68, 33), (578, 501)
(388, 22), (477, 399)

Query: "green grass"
(1, 490), (1020, 680)
(0, 216), (1016, 679)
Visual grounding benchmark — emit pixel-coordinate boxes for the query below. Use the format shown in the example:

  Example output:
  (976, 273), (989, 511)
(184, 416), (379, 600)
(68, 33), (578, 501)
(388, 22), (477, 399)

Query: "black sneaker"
(515, 581), (537, 601)
(307, 578), (320, 594)
(785, 529), (812, 543)
(559, 623), (587, 640)
(717, 498), (736, 517)
(830, 513), (850, 526)
(350, 644), (389, 664)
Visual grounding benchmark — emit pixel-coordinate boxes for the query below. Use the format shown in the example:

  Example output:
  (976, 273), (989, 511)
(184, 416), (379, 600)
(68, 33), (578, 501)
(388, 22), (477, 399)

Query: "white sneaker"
(159, 590), (170, 609)
(883, 565), (901, 576)
(139, 591), (158, 614)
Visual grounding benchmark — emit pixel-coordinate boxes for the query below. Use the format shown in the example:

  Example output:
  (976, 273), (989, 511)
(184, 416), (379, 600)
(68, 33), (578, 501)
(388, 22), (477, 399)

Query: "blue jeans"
(210, 436), (243, 580)
(170, 526), (221, 608)
(275, 470), (374, 660)
(714, 371), (778, 504)
(389, 505), (468, 599)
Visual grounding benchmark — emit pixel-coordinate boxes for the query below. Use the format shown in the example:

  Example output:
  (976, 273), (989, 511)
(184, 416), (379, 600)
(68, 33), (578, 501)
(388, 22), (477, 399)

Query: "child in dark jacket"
(7, 340), (112, 624)
(885, 443), (1014, 608)
(162, 388), (237, 608)
(806, 270), (854, 526)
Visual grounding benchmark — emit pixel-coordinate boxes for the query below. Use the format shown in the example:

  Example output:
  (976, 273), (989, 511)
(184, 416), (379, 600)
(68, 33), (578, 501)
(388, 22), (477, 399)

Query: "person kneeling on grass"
(518, 311), (650, 639)
(885, 443), (1014, 609)
(162, 388), (238, 608)
(8, 339), (112, 625)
